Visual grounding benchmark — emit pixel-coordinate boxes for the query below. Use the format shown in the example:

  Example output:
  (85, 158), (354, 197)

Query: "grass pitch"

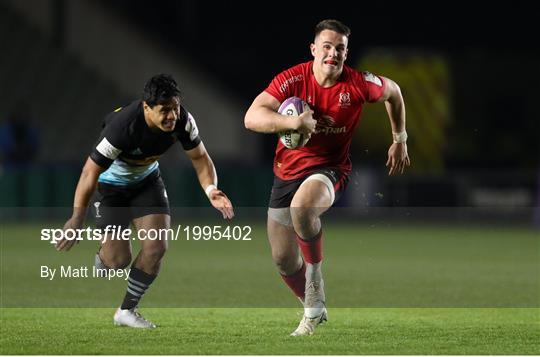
(1, 220), (539, 354)
(1, 307), (538, 354)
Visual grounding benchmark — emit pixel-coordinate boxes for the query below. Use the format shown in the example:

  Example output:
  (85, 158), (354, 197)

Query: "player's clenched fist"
(295, 110), (316, 134)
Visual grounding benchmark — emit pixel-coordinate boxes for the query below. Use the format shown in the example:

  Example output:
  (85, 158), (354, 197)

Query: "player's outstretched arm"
(378, 77), (411, 175)
(185, 142), (234, 220)
(56, 157), (104, 251)
(244, 92), (316, 134)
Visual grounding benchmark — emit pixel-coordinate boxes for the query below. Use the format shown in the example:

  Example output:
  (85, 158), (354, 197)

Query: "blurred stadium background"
(0, 0), (538, 220)
(0, 0), (538, 226)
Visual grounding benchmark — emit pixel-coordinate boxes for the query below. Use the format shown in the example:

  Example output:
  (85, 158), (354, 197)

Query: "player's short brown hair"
(315, 19), (351, 38)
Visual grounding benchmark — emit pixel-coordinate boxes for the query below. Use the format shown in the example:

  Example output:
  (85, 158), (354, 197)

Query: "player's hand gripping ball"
(278, 97), (311, 149)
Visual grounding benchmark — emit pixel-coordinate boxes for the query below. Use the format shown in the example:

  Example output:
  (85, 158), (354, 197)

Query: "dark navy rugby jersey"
(89, 100), (201, 185)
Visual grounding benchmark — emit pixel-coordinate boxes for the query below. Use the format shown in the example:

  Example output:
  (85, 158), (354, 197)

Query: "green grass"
(1, 221), (539, 353)
(1, 308), (539, 354)
(1, 222), (538, 307)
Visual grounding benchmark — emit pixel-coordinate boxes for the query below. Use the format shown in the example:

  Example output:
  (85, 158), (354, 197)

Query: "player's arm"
(185, 142), (234, 219)
(378, 77), (411, 175)
(244, 91), (316, 134)
(56, 157), (105, 251)
(58, 120), (123, 251)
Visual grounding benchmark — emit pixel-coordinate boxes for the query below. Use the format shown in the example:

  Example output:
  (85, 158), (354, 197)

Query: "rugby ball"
(277, 97), (311, 149)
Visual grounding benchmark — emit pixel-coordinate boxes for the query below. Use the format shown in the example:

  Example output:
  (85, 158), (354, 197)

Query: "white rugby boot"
(290, 307), (328, 336)
(291, 275), (327, 336)
(113, 307), (156, 328)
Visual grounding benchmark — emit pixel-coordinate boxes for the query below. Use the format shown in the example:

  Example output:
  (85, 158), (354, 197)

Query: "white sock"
(306, 262), (322, 282)
(304, 262), (325, 318)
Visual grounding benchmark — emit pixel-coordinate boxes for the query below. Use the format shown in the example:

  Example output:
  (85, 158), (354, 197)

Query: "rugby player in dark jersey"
(55, 74), (234, 328)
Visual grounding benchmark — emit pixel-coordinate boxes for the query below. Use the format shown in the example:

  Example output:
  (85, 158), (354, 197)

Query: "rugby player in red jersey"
(245, 19), (410, 336)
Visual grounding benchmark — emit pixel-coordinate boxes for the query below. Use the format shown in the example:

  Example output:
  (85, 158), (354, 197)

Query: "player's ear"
(310, 43), (316, 57)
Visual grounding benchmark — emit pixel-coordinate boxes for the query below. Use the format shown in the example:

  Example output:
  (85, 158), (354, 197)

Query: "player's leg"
(267, 210), (306, 301)
(132, 213), (170, 274)
(289, 173), (335, 336)
(125, 213), (169, 302)
(291, 174), (333, 307)
(113, 173), (169, 328)
(96, 232), (132, 269)
(92, 185), (133, 274)
(113, 213), (169, 329)
(267, 176), (309, 302)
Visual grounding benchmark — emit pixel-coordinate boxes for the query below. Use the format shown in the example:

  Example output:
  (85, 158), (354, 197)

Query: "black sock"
(120, 267), (156, 310)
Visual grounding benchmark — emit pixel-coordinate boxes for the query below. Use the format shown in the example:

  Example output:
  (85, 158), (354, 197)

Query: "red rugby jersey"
(265, 61), (386, 180)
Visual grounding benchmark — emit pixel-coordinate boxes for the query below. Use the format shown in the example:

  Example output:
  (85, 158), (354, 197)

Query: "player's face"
(310, 30), (348, 77)
(143, 97), (180, 132)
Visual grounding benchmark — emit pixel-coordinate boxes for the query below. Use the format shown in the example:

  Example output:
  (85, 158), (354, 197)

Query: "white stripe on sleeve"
(96, 137), (121, 160)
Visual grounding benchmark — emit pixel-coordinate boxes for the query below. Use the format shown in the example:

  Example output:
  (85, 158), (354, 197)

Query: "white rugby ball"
(277, 97), (311, 149)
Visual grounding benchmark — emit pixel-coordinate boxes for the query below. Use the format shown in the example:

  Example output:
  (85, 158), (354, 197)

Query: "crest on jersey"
(362, 71), (382, 86)
(94, 201), (101, 218)
(339, 92), (351, 108)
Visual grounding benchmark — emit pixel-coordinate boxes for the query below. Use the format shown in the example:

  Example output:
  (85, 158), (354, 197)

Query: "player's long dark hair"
(142, 74), (181, 107)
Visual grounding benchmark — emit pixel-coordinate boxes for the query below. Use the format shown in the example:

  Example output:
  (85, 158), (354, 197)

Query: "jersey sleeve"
(355, 71), (386, 103)
(176, 107), (201, 150)
(89, 121), (128, 169)
(264, 65), (303, 103)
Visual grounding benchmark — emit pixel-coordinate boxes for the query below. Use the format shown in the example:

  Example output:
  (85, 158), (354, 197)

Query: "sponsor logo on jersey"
(315, 115), (347, 135)
(362, 71), (382, 86)
(279, 74), (304, 93)
(96, 137), (122, 160)
(339, 92), (351, 108)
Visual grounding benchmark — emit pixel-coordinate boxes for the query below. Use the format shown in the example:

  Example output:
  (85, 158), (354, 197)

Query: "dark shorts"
(92, 170), (170, 230)
(268, 168), (349, 208)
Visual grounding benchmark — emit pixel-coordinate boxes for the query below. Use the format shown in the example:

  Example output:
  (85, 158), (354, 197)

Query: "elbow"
(80, 165), (94, 180)
(81, 158), (103, 181)
(386, 81), (403, 104)
(244, 113), (255, 131)
(394, 82), (403, 98)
